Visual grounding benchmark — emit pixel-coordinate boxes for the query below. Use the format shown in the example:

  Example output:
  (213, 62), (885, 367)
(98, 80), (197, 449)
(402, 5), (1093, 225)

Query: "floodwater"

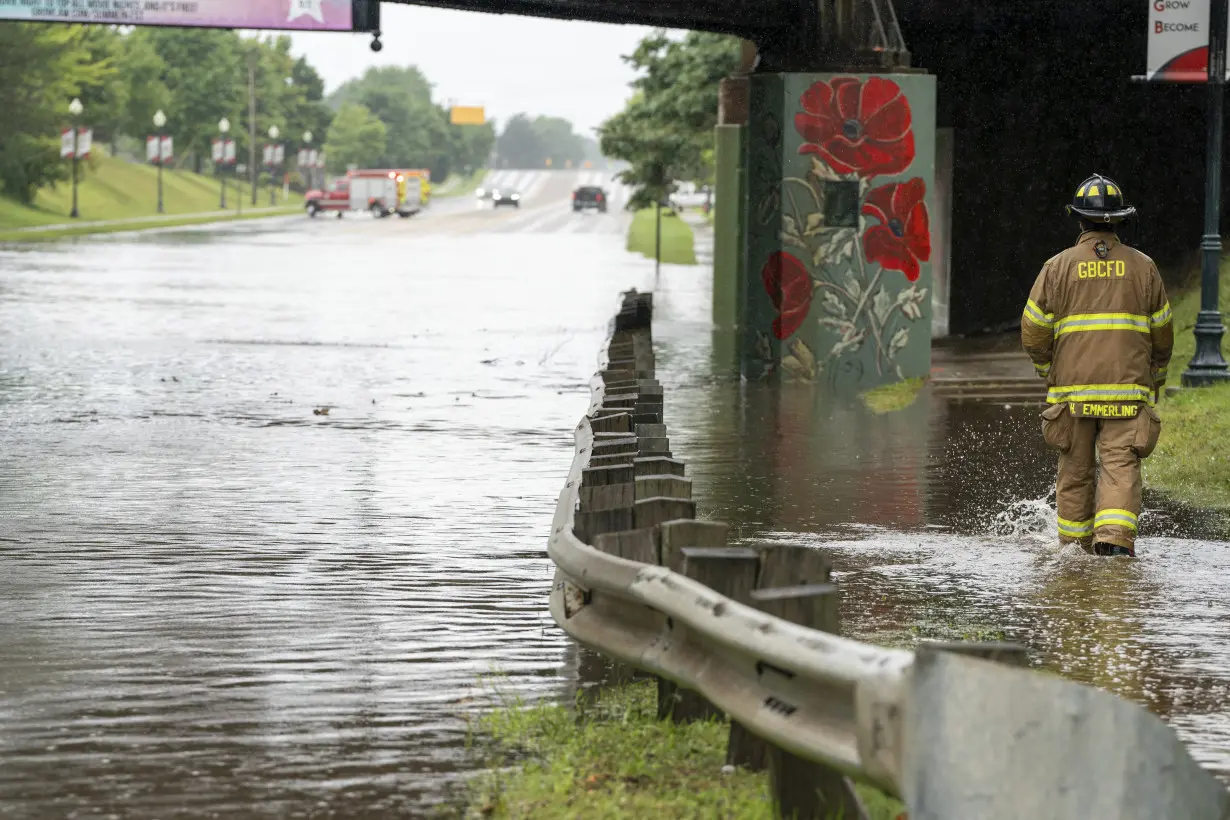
(0, 171), (648, 817)
(651, 258), (1230, 783)
(1, 170), (1226, 820)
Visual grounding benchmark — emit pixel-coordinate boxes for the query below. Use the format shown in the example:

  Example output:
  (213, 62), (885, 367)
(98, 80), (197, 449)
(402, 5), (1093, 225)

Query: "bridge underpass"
(389, 0), (1218, 356)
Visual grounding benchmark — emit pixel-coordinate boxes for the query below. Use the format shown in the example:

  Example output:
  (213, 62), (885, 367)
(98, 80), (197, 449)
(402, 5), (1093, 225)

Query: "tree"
(599, 30), (741, 207)
(323, 102), (387, 173)
(115, 30), (170, 147)
(145, 29), (244, 172)
(0, 24), (111, 202)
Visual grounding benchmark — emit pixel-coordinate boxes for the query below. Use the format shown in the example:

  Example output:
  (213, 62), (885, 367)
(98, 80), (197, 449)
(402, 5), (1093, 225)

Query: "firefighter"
(1021, 174), (1173, 558)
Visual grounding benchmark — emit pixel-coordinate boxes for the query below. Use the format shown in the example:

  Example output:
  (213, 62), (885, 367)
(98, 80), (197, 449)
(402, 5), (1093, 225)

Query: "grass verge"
(627, 207), (697, 266)
(458, 681), (905, 820)
(0, 149), (302, 231)
(861, 378), (926, 414)
(1143, 255), (1230, 508)
(1146, 382), (1230, 509)
(0, 207), (302, 243)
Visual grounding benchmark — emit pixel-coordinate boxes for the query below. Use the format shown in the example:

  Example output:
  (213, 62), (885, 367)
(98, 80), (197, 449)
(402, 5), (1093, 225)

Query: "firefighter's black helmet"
(1066, 173), (1136, 224)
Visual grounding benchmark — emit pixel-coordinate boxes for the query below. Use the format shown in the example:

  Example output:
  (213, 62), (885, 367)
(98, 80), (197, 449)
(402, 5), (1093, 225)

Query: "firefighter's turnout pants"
(1041, 401), (1162, 551)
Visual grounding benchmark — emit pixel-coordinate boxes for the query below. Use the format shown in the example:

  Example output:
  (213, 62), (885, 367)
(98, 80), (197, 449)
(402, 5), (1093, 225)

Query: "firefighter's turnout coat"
(1021, 230), (1173, 550)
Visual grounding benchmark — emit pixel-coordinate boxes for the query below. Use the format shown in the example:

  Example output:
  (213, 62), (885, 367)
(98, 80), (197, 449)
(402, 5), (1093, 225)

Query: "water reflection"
(654, 260), (1230, 782)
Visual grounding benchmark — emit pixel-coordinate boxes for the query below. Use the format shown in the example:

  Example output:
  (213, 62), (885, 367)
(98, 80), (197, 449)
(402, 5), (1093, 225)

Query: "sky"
(285, 5), (664, 138)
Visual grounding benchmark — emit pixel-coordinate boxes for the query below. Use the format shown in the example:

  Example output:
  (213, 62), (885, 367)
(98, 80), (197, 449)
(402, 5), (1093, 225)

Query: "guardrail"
(547, 289), (1230, 820)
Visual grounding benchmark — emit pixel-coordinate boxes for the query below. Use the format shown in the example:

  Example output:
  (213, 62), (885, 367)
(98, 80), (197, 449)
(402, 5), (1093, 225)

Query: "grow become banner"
(0, 0), (357, 31)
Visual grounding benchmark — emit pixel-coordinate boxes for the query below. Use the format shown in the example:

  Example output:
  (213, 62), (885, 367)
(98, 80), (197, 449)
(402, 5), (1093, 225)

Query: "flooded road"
(2, 170), (1226, 818)
(0, 171), (648, 817)
(651, 261), (1230, 783)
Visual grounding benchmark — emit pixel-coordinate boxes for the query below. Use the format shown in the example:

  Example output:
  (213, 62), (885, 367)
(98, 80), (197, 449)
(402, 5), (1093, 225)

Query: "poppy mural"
(745, 73), (936, 390)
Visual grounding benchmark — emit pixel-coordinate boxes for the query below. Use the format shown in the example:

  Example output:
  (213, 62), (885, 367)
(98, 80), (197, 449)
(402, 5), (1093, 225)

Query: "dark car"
(572, 186), (607, 213)
(491, 187), (520, 208)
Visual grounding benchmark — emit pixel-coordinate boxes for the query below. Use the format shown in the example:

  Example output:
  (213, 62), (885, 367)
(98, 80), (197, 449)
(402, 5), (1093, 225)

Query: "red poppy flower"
(862, 179), (931, 282)
(794, 77), (915, 178)
(761, 251), (813, 340)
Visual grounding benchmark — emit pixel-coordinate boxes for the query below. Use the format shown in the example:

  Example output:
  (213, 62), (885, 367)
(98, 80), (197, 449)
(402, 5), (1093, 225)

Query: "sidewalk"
(679, 210), (713, 267)
(931, 333), (1047, 403)
(6, 206), (297, 235)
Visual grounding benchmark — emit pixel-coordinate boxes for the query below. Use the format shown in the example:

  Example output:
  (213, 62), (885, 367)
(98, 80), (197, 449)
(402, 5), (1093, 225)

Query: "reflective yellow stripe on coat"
(1046, 384), (1156, 405)
(1023, 299), (1054, 329)
(1053, 313), (1150, 336)
(1151, 302), (1173, 328)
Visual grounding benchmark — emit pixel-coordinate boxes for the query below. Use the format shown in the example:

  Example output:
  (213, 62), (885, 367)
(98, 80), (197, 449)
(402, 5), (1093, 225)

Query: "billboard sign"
(0, 0), (364, 32)
(1147, 0), (1230, 81)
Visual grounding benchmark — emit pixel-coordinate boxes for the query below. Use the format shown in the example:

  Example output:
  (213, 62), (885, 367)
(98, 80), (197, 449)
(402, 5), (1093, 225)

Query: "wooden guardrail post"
(750, 582), (869, 820)
(670, 546), (761, 722)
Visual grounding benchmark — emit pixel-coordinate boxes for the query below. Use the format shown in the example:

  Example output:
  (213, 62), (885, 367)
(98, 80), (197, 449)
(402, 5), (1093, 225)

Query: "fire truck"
(305, 169), (422, 219)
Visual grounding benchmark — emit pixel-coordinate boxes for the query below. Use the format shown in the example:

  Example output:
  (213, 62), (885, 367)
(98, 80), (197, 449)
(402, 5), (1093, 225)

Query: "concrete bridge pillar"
(733, 1), (936, 390)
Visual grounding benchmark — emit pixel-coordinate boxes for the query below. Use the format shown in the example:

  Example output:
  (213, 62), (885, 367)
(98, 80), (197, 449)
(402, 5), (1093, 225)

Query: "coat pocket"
(1132, 406), (1163, 459)
(1040, 403), (1073, 452)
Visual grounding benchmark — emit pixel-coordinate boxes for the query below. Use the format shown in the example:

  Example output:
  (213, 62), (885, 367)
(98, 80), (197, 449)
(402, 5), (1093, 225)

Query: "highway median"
(627, 207), (697, 266)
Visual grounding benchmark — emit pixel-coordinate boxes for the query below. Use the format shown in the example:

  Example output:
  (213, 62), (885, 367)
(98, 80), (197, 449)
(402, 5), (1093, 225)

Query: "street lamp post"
(1183, 0), (1230, 386)
(219, 117), (230, 210)
(303, 130), (314, 191)
(153, 109), (167, 214)
(68, 98), (83, 219)
(268, 125), (280, 207)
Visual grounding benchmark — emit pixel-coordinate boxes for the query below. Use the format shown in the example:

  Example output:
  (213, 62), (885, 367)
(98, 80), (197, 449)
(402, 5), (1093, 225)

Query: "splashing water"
(989, 491), (1057, 542)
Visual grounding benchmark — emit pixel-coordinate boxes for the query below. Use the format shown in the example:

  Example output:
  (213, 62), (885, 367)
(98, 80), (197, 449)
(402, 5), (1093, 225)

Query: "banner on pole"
(60, 129), (74, 159)
(263, 144), (274, 167)
(212, 138), (223, 163)
(1147, 0), (1230, 81)
(317, 152), (326, 169)
(274, 144), (285, 165)
(224, 140), (237, 164)
(160, 136), (174, 163)
(146, 136), (158, 162)
(78, 128), (92, 159)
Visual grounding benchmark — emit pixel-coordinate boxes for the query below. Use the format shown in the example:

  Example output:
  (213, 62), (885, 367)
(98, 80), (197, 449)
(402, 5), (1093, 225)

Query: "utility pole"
(248, 49), (258, 207)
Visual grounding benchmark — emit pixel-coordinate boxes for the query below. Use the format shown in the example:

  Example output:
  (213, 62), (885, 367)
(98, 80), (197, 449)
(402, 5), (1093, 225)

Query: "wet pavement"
(0, 171), (648, 817)
(650, 262), (1230, 784)
(1, 167), (1227, 818)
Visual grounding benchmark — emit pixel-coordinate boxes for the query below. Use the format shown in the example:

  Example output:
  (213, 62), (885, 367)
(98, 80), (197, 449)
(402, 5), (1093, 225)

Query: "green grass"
(1146, 382), (1230, 509)
(0, 149), (302, 231)
(457, 681), (904, 820)
(861, 378), (926, 414)
(434, 168), (488, 199)
(627, 207), (697, 266)
(1167, 255), (1230, 369)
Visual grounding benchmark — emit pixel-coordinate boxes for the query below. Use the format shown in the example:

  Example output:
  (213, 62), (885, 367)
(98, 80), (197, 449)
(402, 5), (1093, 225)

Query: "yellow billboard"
(450, 106), (486, 126)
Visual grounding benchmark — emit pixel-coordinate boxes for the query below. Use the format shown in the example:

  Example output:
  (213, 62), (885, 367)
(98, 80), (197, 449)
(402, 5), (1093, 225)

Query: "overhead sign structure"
(449, 106), (487, 126)
(1148, 0), (1230, 81)
(0, 0), (378, 32)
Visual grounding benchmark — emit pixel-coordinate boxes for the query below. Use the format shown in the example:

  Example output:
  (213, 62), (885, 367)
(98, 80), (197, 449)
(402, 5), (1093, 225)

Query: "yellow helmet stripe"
(1087, 184), (1100, 197)
(1076, 184), (1088, 198)
(1105, 184), (1118, 196)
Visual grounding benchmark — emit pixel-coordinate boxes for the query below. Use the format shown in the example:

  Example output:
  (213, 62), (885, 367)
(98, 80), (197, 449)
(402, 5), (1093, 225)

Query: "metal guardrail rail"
(547, 289), (1230, 820)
